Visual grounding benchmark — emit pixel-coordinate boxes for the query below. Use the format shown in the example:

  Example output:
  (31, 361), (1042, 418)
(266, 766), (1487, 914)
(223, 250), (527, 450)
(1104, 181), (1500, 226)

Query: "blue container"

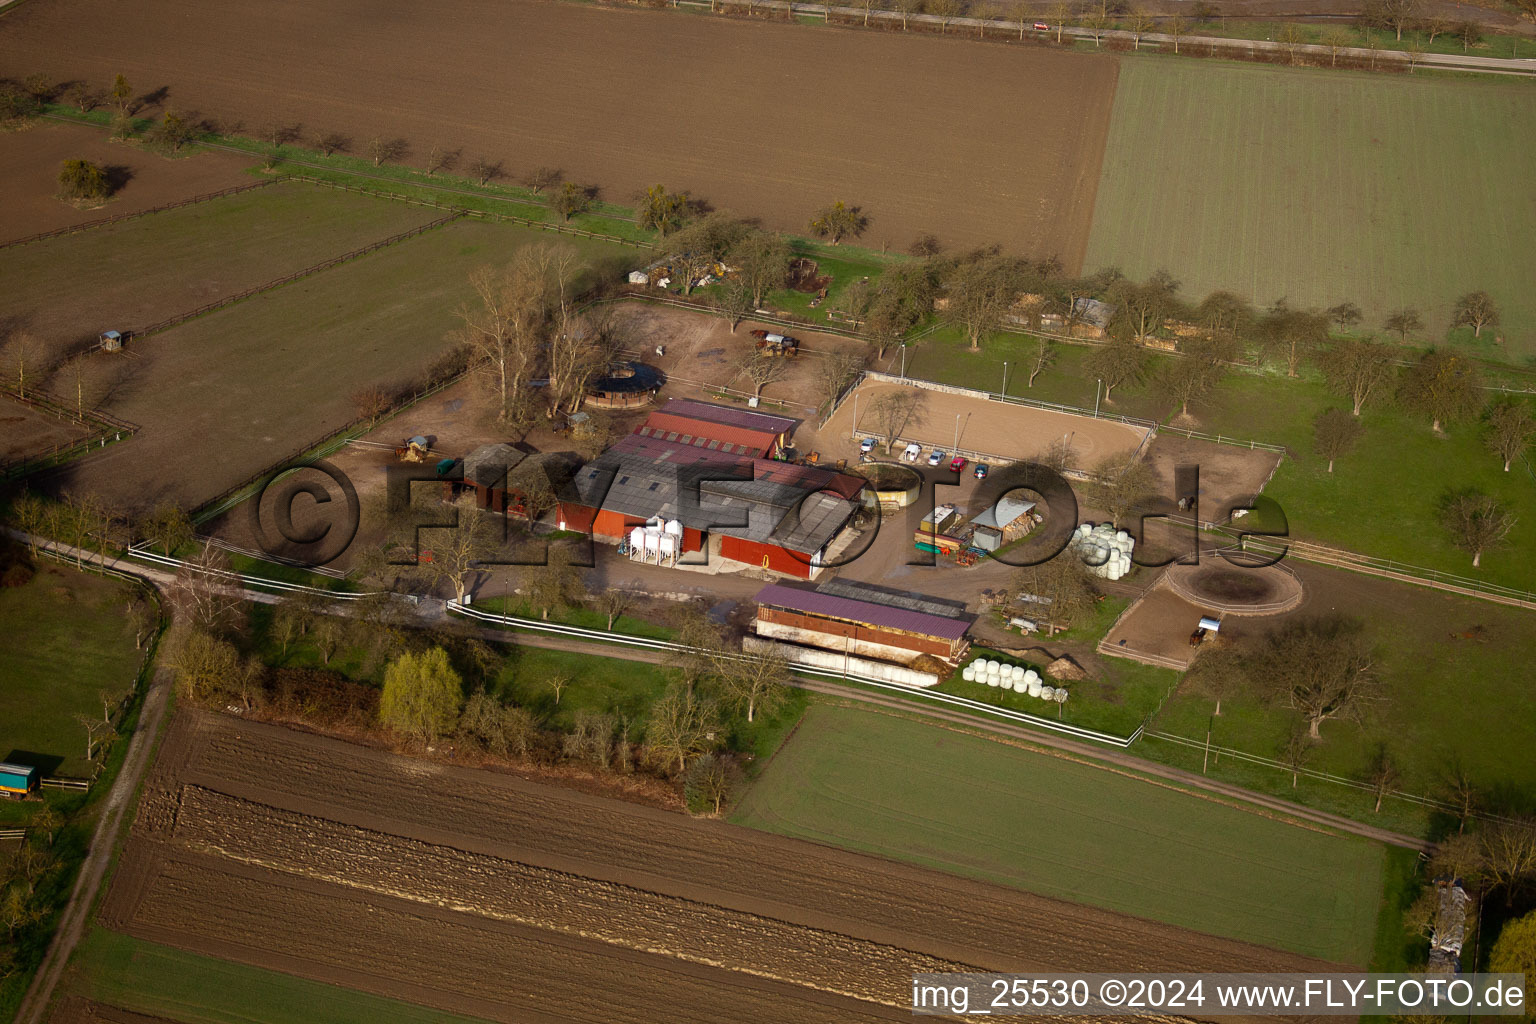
(0, 762), (39, 795)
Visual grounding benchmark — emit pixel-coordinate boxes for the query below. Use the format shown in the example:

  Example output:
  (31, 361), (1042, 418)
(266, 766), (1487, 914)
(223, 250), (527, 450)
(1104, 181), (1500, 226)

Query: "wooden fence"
(0, 385), (140, 481)
(1232, 534), (1536, 610)
(0, 180), (275, 250)
(191, 367), (472, 524)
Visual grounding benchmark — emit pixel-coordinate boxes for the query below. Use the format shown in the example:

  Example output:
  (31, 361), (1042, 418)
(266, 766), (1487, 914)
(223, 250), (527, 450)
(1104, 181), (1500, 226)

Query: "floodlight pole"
(954, 413), (961, 451)
(900, 343), (907, 379)
(851, 391), (858, 441)
(1002, 361), (1009, 398)
(1094, 378), (1103, 417)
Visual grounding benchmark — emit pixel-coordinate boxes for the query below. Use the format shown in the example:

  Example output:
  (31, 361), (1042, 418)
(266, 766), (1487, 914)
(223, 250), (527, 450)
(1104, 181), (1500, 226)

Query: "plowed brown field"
(0, 0), (1116, 266)
(92, 711), (1339, 1022)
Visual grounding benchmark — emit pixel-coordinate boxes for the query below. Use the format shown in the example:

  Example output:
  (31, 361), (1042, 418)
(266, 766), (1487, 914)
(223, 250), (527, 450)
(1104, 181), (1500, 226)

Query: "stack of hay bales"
(1070, 522), (1134, 581)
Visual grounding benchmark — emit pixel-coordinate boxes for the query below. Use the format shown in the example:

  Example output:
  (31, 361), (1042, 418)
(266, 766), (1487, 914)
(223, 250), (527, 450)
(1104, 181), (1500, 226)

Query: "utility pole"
(851, 391), (858, 441)
(900, 343), (907, 379)
(1094, 378), (1103, 417)
(1002, 360), (1009, 398)
(953, 413), (961, 451)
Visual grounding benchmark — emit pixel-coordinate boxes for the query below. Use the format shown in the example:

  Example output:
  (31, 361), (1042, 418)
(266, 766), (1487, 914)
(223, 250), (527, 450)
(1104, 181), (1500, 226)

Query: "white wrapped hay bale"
(1040, 685), (1057, 701)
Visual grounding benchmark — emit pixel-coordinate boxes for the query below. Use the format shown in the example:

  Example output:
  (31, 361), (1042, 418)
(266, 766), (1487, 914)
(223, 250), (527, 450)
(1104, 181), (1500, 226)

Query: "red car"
(1034, 21), (1050, 29)
(949, 456), (968, 472)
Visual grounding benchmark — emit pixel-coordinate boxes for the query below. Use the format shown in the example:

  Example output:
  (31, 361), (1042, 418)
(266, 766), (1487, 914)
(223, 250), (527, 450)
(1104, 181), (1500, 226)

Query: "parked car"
(902, 442), (922, 462)
(859, 437), (876, 454)
(949, 456), (968, 472)
(1033, 21), (1050, 29)
(974, 463), (990, 480)
(927, 449), (946, 467)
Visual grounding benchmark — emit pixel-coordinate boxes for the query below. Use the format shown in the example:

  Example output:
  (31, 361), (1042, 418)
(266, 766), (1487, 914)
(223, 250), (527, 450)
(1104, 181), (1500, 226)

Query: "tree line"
(155, 529), (797, 815)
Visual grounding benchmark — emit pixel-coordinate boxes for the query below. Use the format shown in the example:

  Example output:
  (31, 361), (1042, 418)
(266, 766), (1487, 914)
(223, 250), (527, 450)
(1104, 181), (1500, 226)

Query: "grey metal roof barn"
(755, 583), (973, 641)
(972, 494), (1037, 531)
(571, 434), (862, 555)
(815, 579), (970, 621)
(460, 443), (527, 488)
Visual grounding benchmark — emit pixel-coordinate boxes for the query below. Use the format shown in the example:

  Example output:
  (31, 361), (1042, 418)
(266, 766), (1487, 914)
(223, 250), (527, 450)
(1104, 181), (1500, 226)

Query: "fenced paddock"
(825, 374), (1152, 475)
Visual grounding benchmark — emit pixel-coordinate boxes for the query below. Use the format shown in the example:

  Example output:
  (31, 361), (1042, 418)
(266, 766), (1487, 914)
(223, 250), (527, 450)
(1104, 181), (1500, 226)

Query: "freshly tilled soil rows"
(0, 0), (1116, 263)
(99, 712), (1337, 1023)
(169, 784), (972, 1004)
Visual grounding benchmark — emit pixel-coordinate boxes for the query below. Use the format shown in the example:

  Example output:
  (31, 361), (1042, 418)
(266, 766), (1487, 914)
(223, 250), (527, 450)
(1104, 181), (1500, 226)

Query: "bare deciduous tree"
(520, 543), (586, 620)
(1126, 6), (1156, 48)
(1009, 554), (1099, 634)
(729, 231), (793, 309)
(1245, 615), (1378, 739)
(522, 166), (563, 194)
(929, 0), (965, 32)
(314, 131), (349, 156)
(1365, 744), (1399, 813)
(1313, 408), (1362, 473)
(1438, 488), (1514, 568)
(367, 136), (408, 167)
(643, 686), (722, 775)
(1089, 454), (1157, 529)
(719, 648), (790, 723)
(420, 498), (494, 602)
(683, 753), (742, 815)
(1480, 818), (1536, 907)
(733, 349), (791, 401)
(1485, 399), (1536, 472)
(468, 156), (502, 186)
(1384, 307), (1424, 343)
(819, 348), (868, 415)
(1083, 337), (1147, 403)
(167, 547), (246, 637)
(1259, 299), (1329, 378)
(1322, 337), (1395, 416)
(595, 589), (634, 630)
(944, 250), (1024, 352)
(1453, 291), (1500, 339)
(1399, 349), (1483, 433)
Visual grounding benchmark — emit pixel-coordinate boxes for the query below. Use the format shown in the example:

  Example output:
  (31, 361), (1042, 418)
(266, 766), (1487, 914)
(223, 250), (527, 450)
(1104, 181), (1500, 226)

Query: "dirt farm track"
(89, 711), (1338, 1023)
(0, 0), (1115, 265)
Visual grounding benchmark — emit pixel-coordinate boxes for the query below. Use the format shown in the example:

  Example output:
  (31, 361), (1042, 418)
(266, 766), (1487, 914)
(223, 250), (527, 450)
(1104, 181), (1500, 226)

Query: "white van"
(902, 442), (922, 462)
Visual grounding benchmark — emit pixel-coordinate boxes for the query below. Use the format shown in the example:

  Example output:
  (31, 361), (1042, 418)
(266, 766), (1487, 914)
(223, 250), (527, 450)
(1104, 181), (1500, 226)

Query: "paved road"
(14, 669), (173, 1024)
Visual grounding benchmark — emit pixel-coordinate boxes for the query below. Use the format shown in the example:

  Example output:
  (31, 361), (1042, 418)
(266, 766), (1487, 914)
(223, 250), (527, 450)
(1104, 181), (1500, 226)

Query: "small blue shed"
(0, 762), (39, 797)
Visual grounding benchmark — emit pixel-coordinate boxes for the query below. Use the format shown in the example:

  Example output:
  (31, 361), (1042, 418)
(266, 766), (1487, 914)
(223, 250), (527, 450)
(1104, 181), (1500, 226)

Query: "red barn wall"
(719, 535), (813, 579)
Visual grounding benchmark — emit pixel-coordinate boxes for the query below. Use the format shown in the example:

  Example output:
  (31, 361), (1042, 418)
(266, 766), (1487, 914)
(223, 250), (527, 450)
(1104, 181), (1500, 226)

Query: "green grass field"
(0, 563), (143, 777)
(733, 704), (1384, 963)
(0, 180), (441, 355)
(903, 335), (1536, 592)
(65, 927), (491, 1024)
(76, 216), (634, 509)
(936, 645), (1175, 736)
(1085, 61), (1536, 361)
(1149, 562), (1536, 810)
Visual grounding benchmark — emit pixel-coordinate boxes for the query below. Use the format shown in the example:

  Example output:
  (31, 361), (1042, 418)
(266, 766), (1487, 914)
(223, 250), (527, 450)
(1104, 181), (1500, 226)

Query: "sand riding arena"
(825, 376), (1152, 476)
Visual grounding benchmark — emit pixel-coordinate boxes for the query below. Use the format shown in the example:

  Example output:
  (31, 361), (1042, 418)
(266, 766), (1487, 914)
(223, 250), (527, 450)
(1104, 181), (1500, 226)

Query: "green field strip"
(67, 927), (496, 1024)
(733, 704), (1384, 964)
(1085, 61), (1536, 360)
